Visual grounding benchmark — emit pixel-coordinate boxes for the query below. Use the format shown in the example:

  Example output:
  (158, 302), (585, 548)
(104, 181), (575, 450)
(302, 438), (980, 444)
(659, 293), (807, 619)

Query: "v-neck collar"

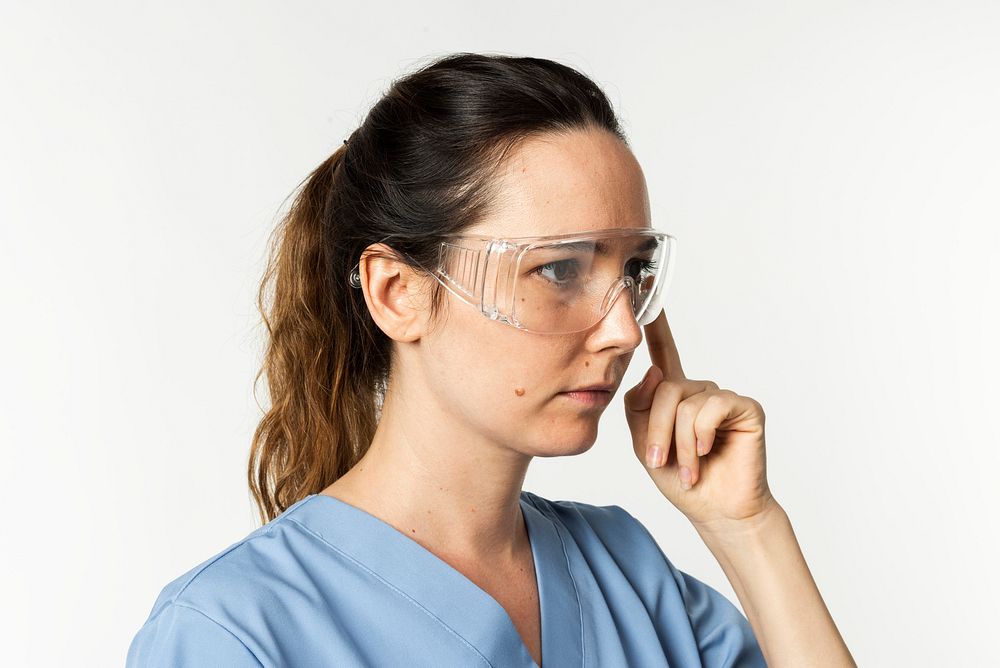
(286, 491), (584, 668)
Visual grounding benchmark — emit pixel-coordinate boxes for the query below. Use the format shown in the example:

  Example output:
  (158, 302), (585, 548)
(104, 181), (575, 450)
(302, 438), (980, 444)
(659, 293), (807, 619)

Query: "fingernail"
(696, 439), (706, 456)
(680, 466), (692, 490)
(640, 367), (655, 390)
(646, 445), (663, 468)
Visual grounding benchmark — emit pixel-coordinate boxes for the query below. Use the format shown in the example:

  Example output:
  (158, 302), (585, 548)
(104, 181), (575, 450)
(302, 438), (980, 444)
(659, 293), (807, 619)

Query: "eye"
(530, 258), (580, 286)
(626, 258), (658, 281)
(530, 257), (658, 288)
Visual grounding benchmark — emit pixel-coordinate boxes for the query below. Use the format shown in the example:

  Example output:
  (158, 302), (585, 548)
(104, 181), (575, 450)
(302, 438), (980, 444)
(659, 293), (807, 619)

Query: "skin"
(323, 126), (856, 667)
(626, 311), (856, 666)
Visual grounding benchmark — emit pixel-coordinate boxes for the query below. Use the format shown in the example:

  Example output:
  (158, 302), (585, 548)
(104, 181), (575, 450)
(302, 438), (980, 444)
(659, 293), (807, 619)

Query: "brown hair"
(248, 52), (628, 524)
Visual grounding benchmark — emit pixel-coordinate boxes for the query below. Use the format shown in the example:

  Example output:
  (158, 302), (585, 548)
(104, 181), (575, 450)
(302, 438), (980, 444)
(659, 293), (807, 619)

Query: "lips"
(565, 383), (614, 393)
(560, 388), (614, 408)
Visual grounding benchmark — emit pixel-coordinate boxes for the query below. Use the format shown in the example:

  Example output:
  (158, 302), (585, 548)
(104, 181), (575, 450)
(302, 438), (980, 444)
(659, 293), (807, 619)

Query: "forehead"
(470, 127), (652, 238)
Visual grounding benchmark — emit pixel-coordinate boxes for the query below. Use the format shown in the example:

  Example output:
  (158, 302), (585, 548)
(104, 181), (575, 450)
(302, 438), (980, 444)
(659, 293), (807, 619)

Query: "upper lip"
(565, 383), (614, 392)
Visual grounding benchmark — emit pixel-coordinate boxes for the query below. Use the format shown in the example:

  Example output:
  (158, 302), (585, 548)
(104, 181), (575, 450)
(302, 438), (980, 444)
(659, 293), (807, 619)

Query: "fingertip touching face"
(415, 126), (651, 458)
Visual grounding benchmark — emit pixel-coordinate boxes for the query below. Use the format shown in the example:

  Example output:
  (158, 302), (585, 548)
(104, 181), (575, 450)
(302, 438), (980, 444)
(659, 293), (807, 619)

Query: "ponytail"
(248, 143), (381, 524)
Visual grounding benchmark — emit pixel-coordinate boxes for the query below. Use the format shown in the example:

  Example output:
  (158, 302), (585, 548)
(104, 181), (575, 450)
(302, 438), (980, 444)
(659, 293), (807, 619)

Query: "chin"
(527, 430), (599, 458)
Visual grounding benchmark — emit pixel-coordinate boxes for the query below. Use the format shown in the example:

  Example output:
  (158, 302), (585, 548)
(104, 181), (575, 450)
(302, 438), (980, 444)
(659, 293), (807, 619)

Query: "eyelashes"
(531, 258), (658, 287)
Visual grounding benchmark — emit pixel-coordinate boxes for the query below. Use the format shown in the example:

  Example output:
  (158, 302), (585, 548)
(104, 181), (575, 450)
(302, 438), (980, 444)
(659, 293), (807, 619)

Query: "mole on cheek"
(514, 387), (526, 396)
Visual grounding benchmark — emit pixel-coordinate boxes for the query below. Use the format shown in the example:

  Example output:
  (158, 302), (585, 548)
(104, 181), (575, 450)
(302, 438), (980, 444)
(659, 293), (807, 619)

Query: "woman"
(127, 52), (854, 667)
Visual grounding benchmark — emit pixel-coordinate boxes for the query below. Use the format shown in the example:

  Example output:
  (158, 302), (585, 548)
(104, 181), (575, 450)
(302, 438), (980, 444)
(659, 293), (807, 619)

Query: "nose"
(590, 277), (644, 347)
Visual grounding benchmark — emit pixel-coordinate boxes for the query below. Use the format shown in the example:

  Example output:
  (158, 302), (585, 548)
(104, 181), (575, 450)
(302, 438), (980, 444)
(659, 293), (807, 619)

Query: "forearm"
(693, 503), (856, 668)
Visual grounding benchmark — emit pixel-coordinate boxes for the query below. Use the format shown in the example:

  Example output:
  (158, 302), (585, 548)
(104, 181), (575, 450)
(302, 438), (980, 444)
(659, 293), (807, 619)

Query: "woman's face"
(419, 126), (652, 458)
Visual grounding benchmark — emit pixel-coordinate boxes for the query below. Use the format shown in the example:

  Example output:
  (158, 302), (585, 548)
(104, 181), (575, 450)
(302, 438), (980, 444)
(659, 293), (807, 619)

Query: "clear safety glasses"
(349, 227), (677, 335)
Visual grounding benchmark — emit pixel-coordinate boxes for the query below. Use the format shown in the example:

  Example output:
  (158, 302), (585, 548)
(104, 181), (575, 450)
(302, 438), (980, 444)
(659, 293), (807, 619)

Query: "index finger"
(643, 307), (686, 381)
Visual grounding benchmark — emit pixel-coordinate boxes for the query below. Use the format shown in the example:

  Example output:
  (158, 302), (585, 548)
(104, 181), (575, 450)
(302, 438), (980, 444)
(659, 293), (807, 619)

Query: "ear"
(356, 244), (432, 343)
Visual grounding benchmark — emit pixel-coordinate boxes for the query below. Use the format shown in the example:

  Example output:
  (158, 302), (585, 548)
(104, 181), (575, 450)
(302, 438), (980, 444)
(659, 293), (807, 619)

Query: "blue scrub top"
(127, 490), (766, 667)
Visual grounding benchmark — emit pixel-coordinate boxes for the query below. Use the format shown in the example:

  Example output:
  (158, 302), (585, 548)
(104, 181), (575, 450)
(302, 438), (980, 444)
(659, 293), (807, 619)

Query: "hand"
(622, 308), (777, 532)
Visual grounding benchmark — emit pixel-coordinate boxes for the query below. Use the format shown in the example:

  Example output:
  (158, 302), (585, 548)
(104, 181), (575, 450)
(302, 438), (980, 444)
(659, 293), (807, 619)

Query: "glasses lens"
(510, 232), (670, 333)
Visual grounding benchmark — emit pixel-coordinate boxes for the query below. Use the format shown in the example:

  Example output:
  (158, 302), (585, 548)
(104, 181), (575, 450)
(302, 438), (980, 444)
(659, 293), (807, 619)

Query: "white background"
(2, 1), (998, 665)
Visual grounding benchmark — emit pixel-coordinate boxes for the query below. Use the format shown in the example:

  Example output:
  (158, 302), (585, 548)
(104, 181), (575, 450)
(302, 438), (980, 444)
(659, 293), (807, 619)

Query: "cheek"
(461, 356), (551, 412)
(496, 357), (573, 410)
(443, 308), (581, 408)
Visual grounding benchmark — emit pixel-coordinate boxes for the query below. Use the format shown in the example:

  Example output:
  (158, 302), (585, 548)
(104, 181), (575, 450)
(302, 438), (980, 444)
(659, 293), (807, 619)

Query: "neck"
(321, 383), (533, 565)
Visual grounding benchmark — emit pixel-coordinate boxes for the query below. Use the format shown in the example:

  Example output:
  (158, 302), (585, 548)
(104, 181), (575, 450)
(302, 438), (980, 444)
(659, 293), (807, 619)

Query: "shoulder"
(141, 529), (265, 617)
(126, 599), (263, 666)
(144, 496), (315, 611)
(127, 496), (318, 666)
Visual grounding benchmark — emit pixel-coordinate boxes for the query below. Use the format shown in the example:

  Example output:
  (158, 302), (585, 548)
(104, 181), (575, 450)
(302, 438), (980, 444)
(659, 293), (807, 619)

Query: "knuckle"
(703, 393), (724, 408)
(659, 379), (684, 393)
(720, 388), (739, 399)
(676, 400), (698, 419)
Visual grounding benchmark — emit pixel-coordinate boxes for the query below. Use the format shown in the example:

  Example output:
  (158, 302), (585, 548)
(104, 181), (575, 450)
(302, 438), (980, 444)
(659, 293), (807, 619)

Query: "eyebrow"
(550, 237), (660, 255)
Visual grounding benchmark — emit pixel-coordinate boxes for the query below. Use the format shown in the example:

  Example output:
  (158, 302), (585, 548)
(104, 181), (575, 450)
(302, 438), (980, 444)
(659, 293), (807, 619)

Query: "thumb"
(623, 364), (663, 443)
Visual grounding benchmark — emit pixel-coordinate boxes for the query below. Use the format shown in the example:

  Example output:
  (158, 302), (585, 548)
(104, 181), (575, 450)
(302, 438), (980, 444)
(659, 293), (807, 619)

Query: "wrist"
(691, 497), (789, 548)
(690, 499), (856, 666)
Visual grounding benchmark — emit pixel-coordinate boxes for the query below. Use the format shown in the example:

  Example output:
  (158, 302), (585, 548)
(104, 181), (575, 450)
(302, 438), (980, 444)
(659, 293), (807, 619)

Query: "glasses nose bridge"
(599, 274), (640, 323)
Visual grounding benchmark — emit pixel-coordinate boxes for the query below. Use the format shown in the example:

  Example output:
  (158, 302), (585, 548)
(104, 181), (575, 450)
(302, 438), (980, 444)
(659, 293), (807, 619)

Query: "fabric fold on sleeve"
(126, 601), (264, 667)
